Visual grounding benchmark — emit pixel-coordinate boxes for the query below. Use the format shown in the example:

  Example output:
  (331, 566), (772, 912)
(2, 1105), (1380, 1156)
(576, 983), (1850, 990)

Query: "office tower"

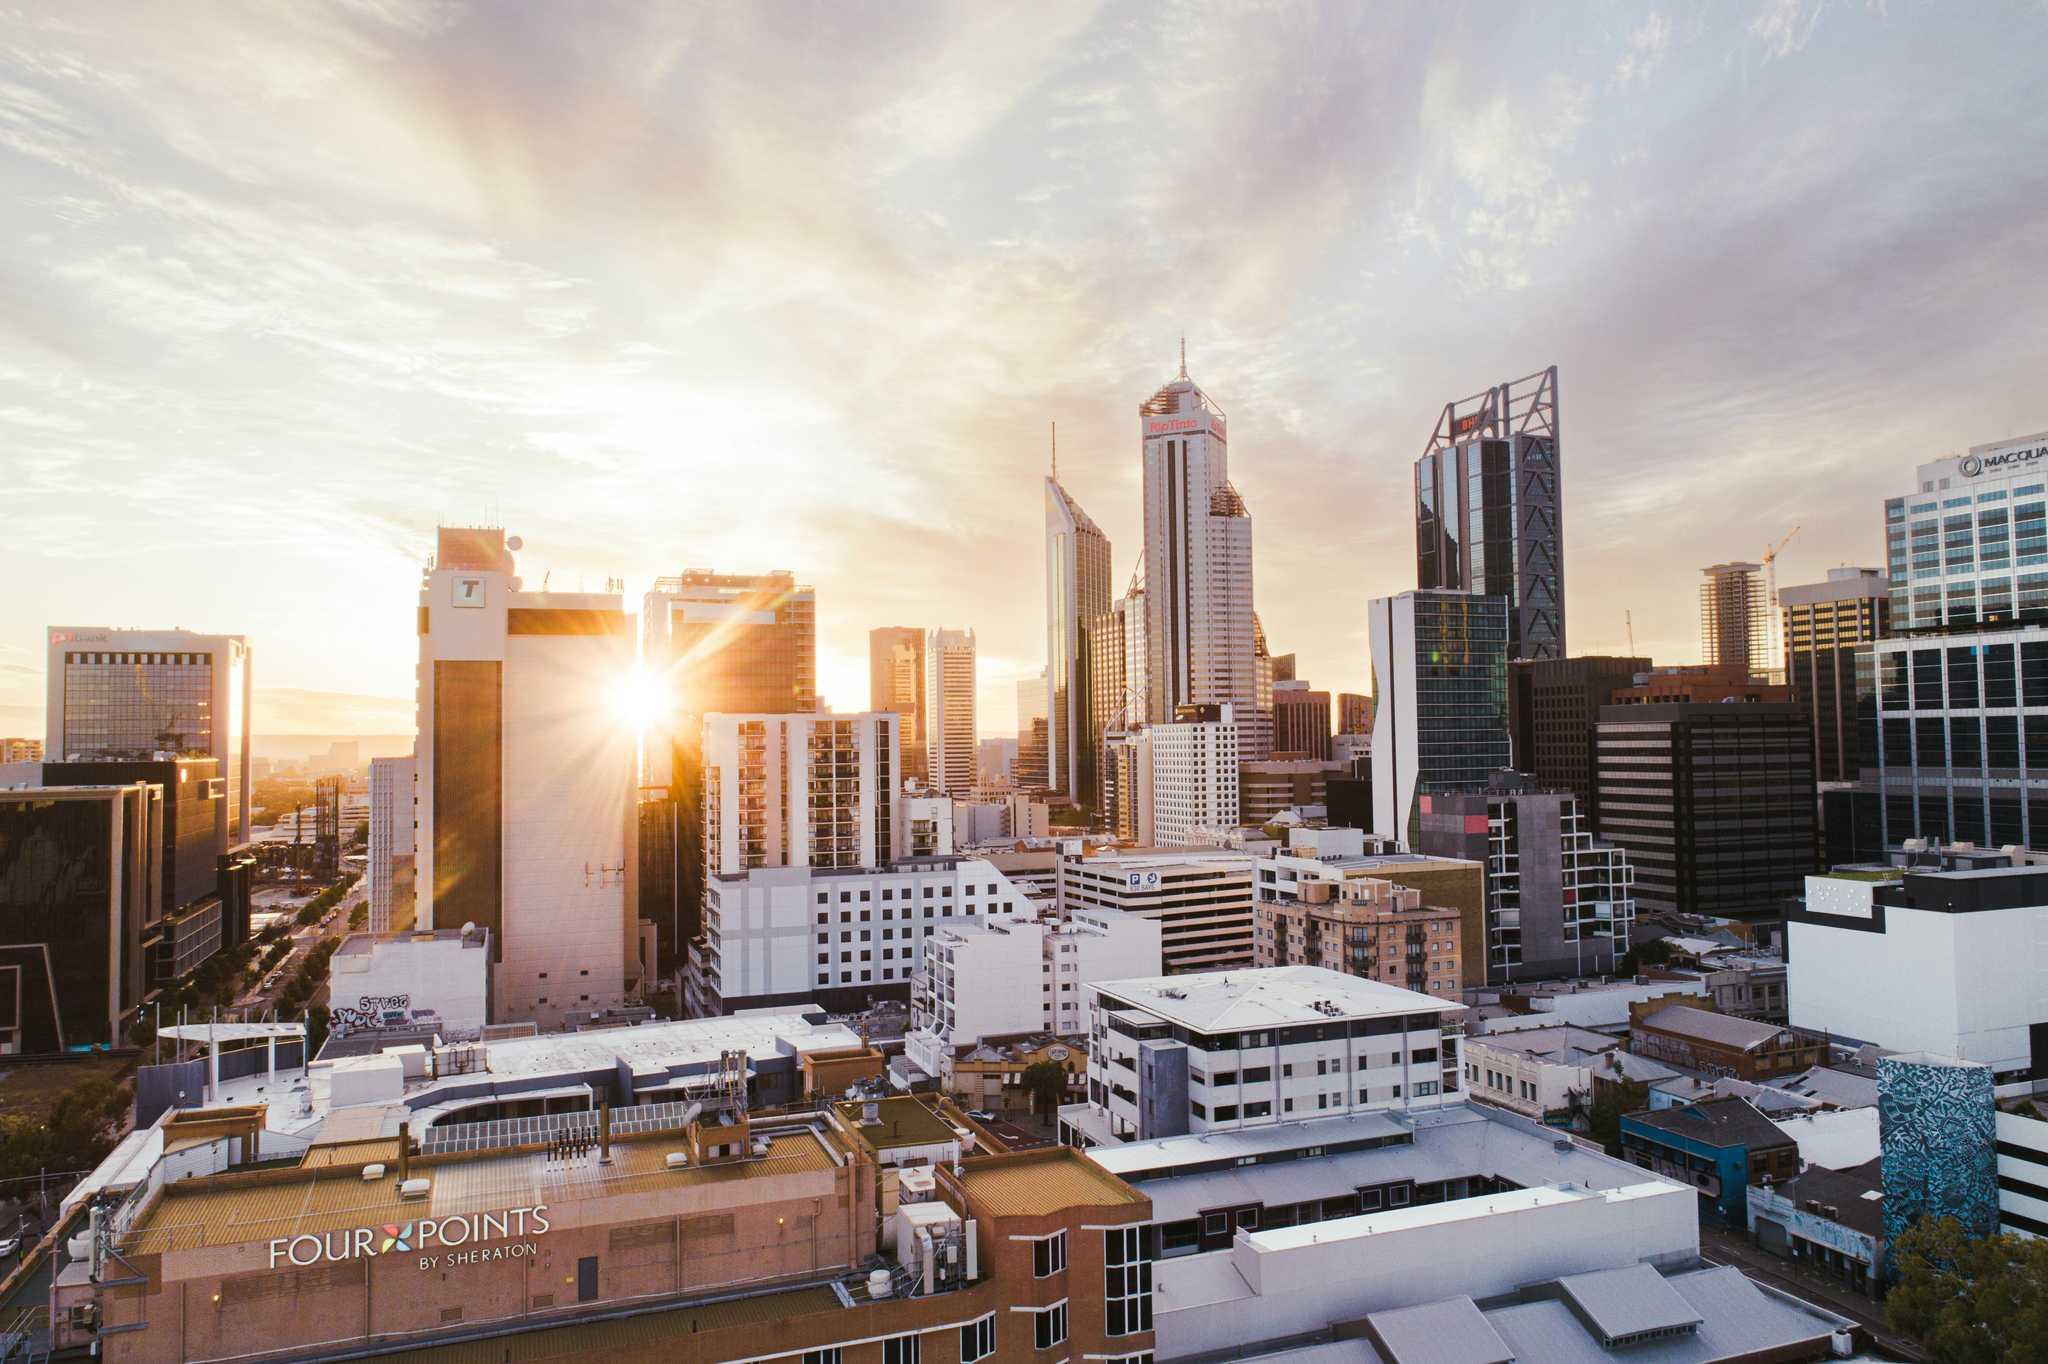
(0, 739), (41, 763)
(1088, 587), (1147, 809)
(1148, 703), (1241, 846)
(1590, 701), (1816, 918)
(1140, 354), (1267, 756)
(1101, 729), (1150, 843)
(1506, 655), (1649, 807)
(1415, 366), (1565, 661)
(416, 527), (636, 1028)
(1369, 591), (1512, 846)
(1611, 664), (1791, 704)
(45, 625), (252, 848)
(1247, 613), (1275, 760)
(0, 782), (159, 1050)
(1780, 567), (1889, 783)
(924, 628), (976, 794)
(1015, 669), (1050, 790)
(1883, 431), (2048, 632)
(368, 755), (416, 933)
(1046, 461), (1113, 801)
(1238, 758), (1346, 825)
(1272, 680), (1332, 759)
(1337, 693), (1373, 735)
(1270, 652), (1297, 684)
(643, 570), (817, 966)
(1700, 561), (1771, 675)
(1414, 771), (1635, 982)
(867, 625), (926, 785)
(1057, 845), (1257, 972)
(701, 712), (902, 874)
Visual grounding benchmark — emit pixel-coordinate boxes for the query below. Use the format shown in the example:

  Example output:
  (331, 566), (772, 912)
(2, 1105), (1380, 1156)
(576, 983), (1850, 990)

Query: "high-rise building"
(45, 626), (252, 848)
(1414, 771), (1635, 982)
(1272, 680), (1332, 759)
(1414, 366), (1564, 661)
(1015, 669), (1049, 790)
(1046, 462), (1112, 802)
(924, 627), (976, 794)
(867, 625), (926, 785)
(416, 527), (636, 1028)
(1611, 663), (1791, 705)
(1238, 759), (1346, 825)
(1781, 567), (1889, 783)
(1140, 355), (1267, 756)
(1700, 561), (1771, 676)
(1883, 431), (2048, 633)
(1590, 701), (1816, 919)
(1056, 846), (1257, 973)
(0, 738), (41, 763)
(1506, 655), (1650, 807)
(1369, 591), (1512, 846)
(1088, 587), (1147, 809)
(368, 755), (416, 934)
(1148, 703), (1240, 846)
(1100, 729), (1150, 843)
(1336, 692), (1373, 735)
(700, 712), (903, 876)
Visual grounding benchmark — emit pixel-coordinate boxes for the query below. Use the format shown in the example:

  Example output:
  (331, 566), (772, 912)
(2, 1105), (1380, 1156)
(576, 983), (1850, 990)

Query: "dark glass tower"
(1415, 366), (1564, 661)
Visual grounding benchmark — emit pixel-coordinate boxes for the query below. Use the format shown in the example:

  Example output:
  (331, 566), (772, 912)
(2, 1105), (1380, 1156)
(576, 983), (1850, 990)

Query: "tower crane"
(1763, 525), (1801, 673)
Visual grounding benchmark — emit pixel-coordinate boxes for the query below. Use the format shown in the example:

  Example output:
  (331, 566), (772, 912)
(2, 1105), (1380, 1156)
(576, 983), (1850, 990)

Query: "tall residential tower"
(925, 627), (977, 794)
(867, 626), (926, 785)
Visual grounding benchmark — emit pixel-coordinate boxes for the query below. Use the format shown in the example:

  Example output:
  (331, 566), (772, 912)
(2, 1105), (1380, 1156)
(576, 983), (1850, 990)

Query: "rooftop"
(1556, 1262), (1703, 1344)
(1635, 1004), (1792, 1053)
(1760, 1159), (1885, 1239)
(955, 1148), (1145, 1218)
(1366, 1297), (1512, 1364)
(1626, 1097), (1793, 1151)
(833, 1096), (960, 1151)
(1095, 965), (1458, 1030)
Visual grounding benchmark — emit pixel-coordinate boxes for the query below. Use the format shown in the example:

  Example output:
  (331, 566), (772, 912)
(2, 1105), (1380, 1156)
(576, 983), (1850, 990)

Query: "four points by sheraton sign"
(268, 1204), (551, 1270)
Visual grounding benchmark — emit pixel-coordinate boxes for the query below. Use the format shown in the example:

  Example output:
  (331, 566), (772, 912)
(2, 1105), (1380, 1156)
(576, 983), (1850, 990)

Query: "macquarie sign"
(268, 1204), (551, 1271)
(1959, 438), (2048, 479)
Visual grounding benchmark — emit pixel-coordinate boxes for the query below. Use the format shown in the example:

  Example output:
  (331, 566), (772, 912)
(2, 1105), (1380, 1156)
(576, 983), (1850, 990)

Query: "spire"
(1051, 420), (1057, 481)
(1178, 336), (1187, 380)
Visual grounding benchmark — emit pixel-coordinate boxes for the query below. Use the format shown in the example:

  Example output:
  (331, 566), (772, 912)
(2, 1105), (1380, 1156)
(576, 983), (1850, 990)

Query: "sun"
(609, 666), (665, 730)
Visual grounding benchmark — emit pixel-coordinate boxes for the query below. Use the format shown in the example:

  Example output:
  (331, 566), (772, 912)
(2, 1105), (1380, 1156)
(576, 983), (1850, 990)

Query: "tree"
(1618, 938), (1673, 975)
(1887, 1215), (2048, 1363)
(1585, 1079), (1648, 1155)
(306, 1005), (331, 1060)
(1021, 1060), (1071, 1117)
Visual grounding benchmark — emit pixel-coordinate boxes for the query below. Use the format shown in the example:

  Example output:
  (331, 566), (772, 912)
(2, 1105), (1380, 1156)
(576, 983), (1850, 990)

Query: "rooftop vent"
(360, 1163), (387, 1181)
(398, 1178), (432, 1200)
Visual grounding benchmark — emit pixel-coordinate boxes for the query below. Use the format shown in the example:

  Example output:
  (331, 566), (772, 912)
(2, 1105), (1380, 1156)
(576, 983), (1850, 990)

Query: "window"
(1105, 1226), (1155, 1337)
(1033, 1231), (1066, 1277)
(959, 1314), (996, 1362)
(882, 1336), (919, 1364)
(1203, 1212), (1228, 1235)
(803, 1351), (841, 1364)
(1032, 1301), (1068, 1350)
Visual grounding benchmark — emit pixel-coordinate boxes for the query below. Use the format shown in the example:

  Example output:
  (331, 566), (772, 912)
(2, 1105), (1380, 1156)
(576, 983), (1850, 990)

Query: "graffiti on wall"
(332, 993), (413, 1031)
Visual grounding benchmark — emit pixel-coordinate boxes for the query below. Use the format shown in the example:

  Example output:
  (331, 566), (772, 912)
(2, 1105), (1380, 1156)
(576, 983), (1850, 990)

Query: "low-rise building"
(1620, 1096), (1801, 1222)
(1628, 1003), (1827, 1080)
(1057, 846), (1257, 973)
(1492, 977), (1708, 1032)
(1254, 827), (1487, 987)
(326, 927), (492, 1039)
(1252, 874), (1462, 999)
(1061, 965), (1463, 1146)
(941, 1035), (1087, 1117)
(1745, 1158), (1887, 1298)
(1462, 1025), (1620, 1123)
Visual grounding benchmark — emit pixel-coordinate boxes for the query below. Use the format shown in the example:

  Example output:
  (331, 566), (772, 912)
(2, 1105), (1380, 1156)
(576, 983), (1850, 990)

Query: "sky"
(3, 1), (2046, 742)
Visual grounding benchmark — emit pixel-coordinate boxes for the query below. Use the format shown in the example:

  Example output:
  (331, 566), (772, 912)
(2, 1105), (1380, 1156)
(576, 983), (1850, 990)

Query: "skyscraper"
(1701, 561), (1771, 675)
(1271, 680), (1332, 759)
(1780, 567), (1889, 783)
(1046, 458), (1113, 802)
(45, 625), (252, 847)
(1337, 692), (1373, 735)
(416, 527), (636, 1027)
(1414, 366), (1565, 661)
(868, 626), (926, 785)
(368, 754), (416, 934)
(1506, 655), (1650, 808)
(1015, 669), (1049, 790)
(1369, 590), (1512, 846)
(925, 627), (977, 794)
(1140, 352), (1267, 756)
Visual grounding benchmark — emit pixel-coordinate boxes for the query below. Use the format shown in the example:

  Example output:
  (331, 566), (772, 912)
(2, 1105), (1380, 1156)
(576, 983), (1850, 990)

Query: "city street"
(1698, 1222), (1926, 1363)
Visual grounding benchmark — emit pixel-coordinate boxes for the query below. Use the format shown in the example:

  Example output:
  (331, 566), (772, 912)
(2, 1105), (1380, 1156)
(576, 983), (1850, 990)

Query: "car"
(0, 1235), (21, 1259)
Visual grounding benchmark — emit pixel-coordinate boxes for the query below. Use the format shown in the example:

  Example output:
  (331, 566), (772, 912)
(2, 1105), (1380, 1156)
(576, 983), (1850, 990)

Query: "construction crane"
(1762, 525), (1801, 673)
(1625, 610), (1635, 656)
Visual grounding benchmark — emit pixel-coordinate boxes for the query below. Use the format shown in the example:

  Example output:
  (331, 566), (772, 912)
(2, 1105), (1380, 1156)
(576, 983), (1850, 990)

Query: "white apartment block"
(925, 627), (977, 794)
(1058, 847), (1257, 973)
(689, 856), (1034, 1016)
(905, 907), (1164, 1080)
(414, 528), (635, 1030)
(1062, 965), (1463, 1145)
(901, 795), (954, 857)
(1148, 702), (1240, 845)
(1462, 1025), (1619, 1121)
(367, 754), (415, 933)
(701, 711), (903, 875)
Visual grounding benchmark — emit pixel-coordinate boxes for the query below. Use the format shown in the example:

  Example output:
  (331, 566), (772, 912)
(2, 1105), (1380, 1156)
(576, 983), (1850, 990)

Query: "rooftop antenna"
(1178, 336), (1187, 380)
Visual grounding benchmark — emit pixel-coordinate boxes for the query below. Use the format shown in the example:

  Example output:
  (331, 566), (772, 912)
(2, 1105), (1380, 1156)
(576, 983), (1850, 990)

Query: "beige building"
(925, 627), (977, 795)
(1253, 875), (1463, 999)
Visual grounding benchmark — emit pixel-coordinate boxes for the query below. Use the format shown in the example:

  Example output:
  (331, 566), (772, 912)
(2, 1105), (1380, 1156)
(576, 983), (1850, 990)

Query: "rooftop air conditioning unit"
(664, 1152), (691, 1170)
(398, 1178), (432, 1200)
(360, 1163), (387, 1181)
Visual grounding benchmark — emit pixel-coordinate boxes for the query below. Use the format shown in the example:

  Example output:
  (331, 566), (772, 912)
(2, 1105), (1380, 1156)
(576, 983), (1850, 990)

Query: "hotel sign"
(1959, 442), (2047, 478)
(268, 1204), (551, 1271)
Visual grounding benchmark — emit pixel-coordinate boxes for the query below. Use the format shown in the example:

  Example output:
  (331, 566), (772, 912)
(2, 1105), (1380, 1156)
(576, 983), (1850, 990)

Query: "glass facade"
(59, 650), (215, 760)
(1411, 594), (1513, 808)
(1884, 479), (2048, 634)
(1415, 433), (1565, 661)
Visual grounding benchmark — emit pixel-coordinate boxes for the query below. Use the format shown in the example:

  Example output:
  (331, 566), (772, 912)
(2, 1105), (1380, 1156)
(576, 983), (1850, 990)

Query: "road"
(234, 880), (366, 1012)
(1697, 1222), (1926, 1362)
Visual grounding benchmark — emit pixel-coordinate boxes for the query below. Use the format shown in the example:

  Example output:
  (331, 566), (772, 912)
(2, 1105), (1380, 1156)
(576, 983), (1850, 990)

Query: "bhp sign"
(268, 1204), (550, 1269)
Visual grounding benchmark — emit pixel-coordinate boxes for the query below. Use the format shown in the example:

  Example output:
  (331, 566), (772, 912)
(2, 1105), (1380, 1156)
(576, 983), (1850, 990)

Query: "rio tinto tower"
(1139, 347), (1269, 758)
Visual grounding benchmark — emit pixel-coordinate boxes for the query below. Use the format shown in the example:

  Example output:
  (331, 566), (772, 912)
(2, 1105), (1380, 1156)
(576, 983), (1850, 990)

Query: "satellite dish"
(509, 577), (522, 591)
(506, 535), (523, 551)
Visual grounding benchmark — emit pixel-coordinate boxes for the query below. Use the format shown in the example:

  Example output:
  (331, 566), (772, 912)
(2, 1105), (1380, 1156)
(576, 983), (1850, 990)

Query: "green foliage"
(0, 1077), (132, 1184)
(348, 901), (367, 931)
(1618, 937), (1674, 975)
(1585, 1079), (1648, 1155)
(1021, 1060), (1072, 1117)
(305, 1005), (331, 1060)
(295, 873), (360, 927)
(1886, 1215), (2048, 1362)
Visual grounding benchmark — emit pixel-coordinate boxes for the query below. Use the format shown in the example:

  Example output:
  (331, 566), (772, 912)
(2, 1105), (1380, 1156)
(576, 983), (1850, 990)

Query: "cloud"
(1616, 12), (1673, 88)
(1750, 0), (1829, 58)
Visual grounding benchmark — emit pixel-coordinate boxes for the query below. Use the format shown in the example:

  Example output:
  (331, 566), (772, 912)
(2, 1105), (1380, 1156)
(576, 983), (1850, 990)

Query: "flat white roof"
(1094, 965), (1457, 1030)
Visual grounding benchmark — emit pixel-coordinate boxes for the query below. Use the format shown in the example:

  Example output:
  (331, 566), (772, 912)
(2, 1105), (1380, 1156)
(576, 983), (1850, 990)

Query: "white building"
(413, 527), (635, 1029)
(901, 794), (953, 856)
(925, 627), (976, 794)
(690, 856), (1034, 1015)
(1139, 357), (1270, 759)
(905, 907), (1164, 1079)
(1058, 846), (1257, 973)
(701, 711), (903, 875)
(45, 625), (253, 848)
(367, 754), (415, 933)
(327, 926), (491, 1038)
(1462, 1025), (1619, 1121)
(1063, 965), (1464, 1145)
(1788, 867), (2048, 1082)
(1148, 702), (1240, 845)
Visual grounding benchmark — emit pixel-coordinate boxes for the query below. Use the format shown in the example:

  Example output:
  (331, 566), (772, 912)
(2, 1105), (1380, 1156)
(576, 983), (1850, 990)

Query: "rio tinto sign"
(1145, 414), (1225, 439)
(268, 1204), (551, 1270)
